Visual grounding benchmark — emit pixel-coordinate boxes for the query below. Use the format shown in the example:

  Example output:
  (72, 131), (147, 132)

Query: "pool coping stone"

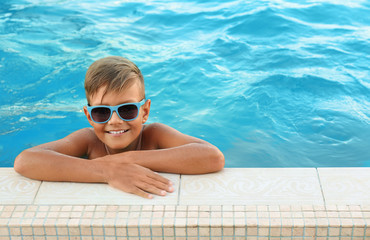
(0, 167), (369, 239)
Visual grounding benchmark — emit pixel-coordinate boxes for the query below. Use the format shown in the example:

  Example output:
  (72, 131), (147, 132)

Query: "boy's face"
(83, 81), (150, 154)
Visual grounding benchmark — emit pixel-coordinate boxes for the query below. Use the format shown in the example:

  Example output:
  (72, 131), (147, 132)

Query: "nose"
(108, 111), (124, 124)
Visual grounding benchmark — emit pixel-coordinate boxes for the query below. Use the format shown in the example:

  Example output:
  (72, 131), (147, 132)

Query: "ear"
(83, 106), (94, 127)
(141, 99), (151, 124)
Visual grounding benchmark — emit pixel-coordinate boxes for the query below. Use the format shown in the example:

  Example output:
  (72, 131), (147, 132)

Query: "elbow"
(14, 151), (28, 176)
(210, 148), (225, 173)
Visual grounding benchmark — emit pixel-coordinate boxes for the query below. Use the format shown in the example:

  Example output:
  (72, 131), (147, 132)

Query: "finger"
(130, 187), (154, 199)
(108, 181), (153, 199)
(148, 178), (175, 193)
(148, 173), (174, 192)
(137, 181), (168, 197)
(149, 172), (173, 186)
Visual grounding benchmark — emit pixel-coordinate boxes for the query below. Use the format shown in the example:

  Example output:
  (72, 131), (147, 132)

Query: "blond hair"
(84, 56), (145, 104)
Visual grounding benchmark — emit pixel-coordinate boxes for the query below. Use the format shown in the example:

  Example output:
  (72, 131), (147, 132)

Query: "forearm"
(14, 149), (106, 183)
(14, 148), (174, 198)
(126, 143), (225, 174)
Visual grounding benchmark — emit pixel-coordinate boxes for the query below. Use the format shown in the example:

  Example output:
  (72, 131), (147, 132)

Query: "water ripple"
(0, 0), (369, 167)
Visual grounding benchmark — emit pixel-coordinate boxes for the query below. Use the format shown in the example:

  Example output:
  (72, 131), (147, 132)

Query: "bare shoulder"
(61, 128), (97, 144)
(143, 122), (183, 138)
(144, 122), (173, 132)
(35, 128), (100, 158)
(73, 127), (97, 139)
(66, 128), (104, 158)
(142, 123), (205, 149)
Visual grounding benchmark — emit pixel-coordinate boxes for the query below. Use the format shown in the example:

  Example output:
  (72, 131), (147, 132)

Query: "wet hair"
(84, 56), (145, 104)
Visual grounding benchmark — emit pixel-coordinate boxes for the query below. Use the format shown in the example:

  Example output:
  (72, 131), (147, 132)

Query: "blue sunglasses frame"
(86, 99), (146, 124)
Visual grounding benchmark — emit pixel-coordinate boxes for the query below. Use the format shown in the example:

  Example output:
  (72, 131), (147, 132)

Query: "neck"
(104, 143), (111, 155)
(104, 126), (143, 155)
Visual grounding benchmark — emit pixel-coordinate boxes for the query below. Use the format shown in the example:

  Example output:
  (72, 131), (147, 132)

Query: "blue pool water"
(1, 0), (370, 168)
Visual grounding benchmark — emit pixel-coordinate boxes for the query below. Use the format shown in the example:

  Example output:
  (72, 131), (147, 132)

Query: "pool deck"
(0, 167), (369, 239)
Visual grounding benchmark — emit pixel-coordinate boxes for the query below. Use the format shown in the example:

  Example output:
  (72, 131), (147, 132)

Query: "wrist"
(91, 156), (112, 183)
(121, 151), (136, 164)
(91, 153), (136, 183)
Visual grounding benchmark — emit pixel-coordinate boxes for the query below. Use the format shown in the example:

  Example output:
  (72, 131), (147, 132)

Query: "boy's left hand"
(95, 156), (174, 199)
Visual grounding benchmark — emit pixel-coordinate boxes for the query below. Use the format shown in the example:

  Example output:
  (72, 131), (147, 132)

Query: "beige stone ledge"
(0, 167), (369, 239)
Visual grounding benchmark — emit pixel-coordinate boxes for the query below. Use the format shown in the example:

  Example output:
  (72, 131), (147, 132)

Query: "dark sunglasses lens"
(118, 104), (138, 120)
(91, 107), (111, 123)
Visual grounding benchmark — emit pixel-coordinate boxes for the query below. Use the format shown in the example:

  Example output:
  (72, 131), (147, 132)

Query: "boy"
(14, 56), (225, 199)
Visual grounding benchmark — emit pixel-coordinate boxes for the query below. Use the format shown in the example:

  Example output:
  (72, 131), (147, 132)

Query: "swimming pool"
(0, 0), (369, 168)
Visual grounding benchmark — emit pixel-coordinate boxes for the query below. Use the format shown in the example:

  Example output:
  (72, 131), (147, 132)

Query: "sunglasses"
(86, 99), (146, 124)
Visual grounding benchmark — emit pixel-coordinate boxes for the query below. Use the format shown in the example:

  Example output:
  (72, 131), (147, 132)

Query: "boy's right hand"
(96, 159), (174, 199)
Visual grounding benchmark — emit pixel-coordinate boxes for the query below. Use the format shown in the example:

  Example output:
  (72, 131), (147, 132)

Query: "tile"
(34, 173), (179, 205)
(318, 168), (370, 205)
(179, 168), (323, 205)
(0, 168), (41, 204)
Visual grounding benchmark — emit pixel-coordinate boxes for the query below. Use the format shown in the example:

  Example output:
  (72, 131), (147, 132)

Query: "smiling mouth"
(106, 129), (129, 135)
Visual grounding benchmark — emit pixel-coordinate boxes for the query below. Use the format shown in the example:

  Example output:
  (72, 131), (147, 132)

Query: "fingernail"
(168, 186), (174, 192)
(148, 194), (153, 199)
(161, 190), (166, 196)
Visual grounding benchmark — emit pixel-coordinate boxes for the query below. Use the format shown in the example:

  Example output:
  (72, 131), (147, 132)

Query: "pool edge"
(1, 167), (369, 239)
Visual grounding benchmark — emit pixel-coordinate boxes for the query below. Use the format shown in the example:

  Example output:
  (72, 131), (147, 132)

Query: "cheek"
(92, 124), (106, 135)
(128, 119), (141, 129)
(126, 119), (144, 133)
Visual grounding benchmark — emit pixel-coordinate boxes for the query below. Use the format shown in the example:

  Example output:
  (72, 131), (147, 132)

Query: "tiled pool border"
(1, 204), (369, 239)
(1, 167), (369, 239)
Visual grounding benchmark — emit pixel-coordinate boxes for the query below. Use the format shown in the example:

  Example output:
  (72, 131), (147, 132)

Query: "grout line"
(32, 180), (43, 205)
(6, 205), (16, 239)
(315, 168), (326, 207)
(176, 174), (182, 206)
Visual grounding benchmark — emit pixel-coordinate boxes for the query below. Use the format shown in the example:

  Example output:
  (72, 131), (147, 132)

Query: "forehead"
(89, 81), (143, 106)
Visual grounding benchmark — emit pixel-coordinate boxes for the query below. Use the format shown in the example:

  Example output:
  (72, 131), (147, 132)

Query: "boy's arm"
(14, 128), (173, 199)
(123, 123), (225, 174)
(14, 128), (95, 181)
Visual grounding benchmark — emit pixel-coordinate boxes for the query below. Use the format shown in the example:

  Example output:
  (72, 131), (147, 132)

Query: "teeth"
(108, 130), (127, 134)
